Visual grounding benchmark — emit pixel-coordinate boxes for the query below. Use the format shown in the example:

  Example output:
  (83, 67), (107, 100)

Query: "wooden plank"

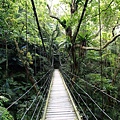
(42, 69), (82, 120)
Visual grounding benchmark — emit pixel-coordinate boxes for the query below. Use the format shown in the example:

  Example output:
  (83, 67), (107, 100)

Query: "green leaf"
(0, 107), (14, 120)
(0, 96), (9, 102)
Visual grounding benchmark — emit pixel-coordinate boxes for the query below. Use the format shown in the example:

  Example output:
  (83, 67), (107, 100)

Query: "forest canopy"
(0, 0), (120, 119)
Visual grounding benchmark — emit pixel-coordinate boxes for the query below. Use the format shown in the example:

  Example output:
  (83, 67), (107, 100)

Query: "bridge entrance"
(53, 54), (60, 69)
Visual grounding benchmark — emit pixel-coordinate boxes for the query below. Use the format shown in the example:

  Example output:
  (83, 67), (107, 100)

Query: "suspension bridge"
(42, 69), (81, 120)
(1, 0), (120, 120)
(1, 57), (120, 120)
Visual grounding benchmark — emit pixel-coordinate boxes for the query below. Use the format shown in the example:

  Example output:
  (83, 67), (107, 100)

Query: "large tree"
(47, 0), (120, 74)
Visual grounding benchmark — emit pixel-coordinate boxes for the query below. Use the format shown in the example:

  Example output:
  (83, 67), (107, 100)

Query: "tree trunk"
(14, 40), (39, 93)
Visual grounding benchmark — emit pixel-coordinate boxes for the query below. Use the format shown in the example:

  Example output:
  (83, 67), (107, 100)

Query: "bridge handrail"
(61, 67), (120, 103)
(21, 73), (52, 120)
(42, 72), (54, 120)
(42, 69), (82, 120)
(0, 68), (53, 120)
(59, 70), (82, 120)
(61, 68), (113, 120)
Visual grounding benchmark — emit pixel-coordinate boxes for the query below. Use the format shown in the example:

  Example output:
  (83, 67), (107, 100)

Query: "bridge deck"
(43, 69), (81, 120)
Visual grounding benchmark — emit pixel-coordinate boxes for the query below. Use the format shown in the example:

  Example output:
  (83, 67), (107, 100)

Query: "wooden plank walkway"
(42, 69), (81, 120)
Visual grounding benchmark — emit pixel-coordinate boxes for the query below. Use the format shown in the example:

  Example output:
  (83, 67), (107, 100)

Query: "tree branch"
(112, 24), (120, 36)
(47, 4), (66, 28)
(31, 0), (46, 52)
(47, 4), (58, 20)
(72, 0), (89, 43)
(92, 27), (103, 39)
(76, 34), (120, 51)
(82, 46), (100, 51)
(50, 15), (61, 23)
(91, 0), (114, 19)
(102, 34), (120, 49)
(14, 40), (39, 93)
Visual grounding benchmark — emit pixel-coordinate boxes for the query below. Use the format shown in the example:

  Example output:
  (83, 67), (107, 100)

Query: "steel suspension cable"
(36, 78), (52, 120)
(5, 69), (53, 111)
(20, 73), (51, 120)
(61, 69), (113, 120)
(24, 54), (53, 120)
(21, 76), (51, 120)
(30, 74), (52, 120)
(61, 67), (120, 103)
(61, 70), (98, 120)
(60, 69), (87, 118)
(68, 87), (91, 120)
(64, 78), (91, 120)
(64, 78), (87, 119)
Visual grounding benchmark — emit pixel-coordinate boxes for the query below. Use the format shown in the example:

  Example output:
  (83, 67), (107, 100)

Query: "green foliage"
(0, 0), (120, 119)
(0, 96), (9, 103)
(0, 107), (14, 120)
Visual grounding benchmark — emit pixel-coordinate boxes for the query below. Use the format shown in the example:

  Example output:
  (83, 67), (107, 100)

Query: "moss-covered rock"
(0, 107), (14, 120)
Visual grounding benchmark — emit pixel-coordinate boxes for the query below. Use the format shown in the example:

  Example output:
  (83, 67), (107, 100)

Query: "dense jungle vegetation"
(0, 0), (120, 119)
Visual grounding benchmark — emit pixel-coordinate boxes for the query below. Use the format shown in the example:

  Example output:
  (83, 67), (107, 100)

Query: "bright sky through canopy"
(46, 0), (60, 6)
(46, 0), (68, 16)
